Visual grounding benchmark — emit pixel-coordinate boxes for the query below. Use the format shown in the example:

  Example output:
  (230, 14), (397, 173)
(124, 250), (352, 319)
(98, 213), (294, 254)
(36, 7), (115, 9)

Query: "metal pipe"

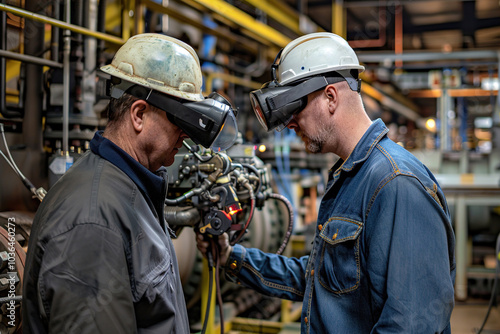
(62, 0), (71, 154)
(121, 0), (130, 41)
(0, 8), (19, 118)
(438, 89), (452, 151)
(332, 0), (346, 38)
(1, 8), (6, 115)
(164, 207), (201, 227)
(243, 0), (301, 34)
(190, 0), (291, 47)
(357, 50), (499, 63)
(51, 0), (60, 62)
(394, 4), (403, 68)
(141, 0), (261, 52)
(0, 3), (125, 45)
(0, 8), (21, 118)
(348, 2), (386, 48)
(0, 50), (63, 68)
(23, 0), (44, 151)
(361, 82), (421, 122)
(82, 0), (98, 118)
(97, 0), (107, 65)
(203, 72), (262, 95)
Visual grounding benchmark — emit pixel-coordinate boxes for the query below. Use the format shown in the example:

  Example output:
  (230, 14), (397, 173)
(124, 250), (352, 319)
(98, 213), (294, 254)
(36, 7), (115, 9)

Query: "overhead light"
(481, 78), (499, 91)
(425, 118), (436, 132)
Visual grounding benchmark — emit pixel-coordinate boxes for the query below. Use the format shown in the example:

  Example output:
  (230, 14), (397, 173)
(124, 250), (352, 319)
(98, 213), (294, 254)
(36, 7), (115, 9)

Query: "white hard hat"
(277, 32), (365, 86)
(100, 33), (204, 102)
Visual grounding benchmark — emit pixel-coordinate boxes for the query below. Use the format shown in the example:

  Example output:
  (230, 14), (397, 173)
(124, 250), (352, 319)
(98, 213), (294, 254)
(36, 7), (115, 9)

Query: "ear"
(324, 84), (339, 115)
(129, 100), (149, 133)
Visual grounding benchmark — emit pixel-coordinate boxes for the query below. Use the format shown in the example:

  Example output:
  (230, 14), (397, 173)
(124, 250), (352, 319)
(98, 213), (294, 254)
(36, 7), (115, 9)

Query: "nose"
(286, 118), (298, 130)
(180, 131), (189, 140)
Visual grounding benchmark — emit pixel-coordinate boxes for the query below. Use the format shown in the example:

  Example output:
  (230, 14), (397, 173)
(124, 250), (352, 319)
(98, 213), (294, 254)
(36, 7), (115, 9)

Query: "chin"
(163, 156), (175, 167)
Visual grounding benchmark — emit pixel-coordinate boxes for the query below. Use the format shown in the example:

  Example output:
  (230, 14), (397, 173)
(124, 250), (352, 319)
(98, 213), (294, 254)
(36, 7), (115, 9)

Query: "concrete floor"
(452, 301), (500, 334)
(228, 299), (500, 333)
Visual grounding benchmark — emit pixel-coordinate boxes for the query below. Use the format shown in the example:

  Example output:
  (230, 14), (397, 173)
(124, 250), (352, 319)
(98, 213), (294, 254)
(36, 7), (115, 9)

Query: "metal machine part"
(165, 139), (292, 241)
(166, 139), (294, 329)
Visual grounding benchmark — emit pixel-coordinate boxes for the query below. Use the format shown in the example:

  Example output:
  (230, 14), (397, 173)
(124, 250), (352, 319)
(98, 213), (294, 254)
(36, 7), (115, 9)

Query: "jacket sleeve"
(225, 244), (308, 301)
(365, 175), (455, 333)
(38, 223), (137, 334)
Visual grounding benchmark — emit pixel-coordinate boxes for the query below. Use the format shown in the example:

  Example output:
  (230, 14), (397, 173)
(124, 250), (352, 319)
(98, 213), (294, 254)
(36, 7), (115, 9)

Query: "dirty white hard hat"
(100, 33), (204, 102)
(277, 32), (365, 86)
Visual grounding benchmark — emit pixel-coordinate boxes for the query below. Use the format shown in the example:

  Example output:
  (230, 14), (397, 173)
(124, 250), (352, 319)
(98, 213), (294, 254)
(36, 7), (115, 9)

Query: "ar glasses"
(249, 50), (362, 132)
(108, 78), (238, 152)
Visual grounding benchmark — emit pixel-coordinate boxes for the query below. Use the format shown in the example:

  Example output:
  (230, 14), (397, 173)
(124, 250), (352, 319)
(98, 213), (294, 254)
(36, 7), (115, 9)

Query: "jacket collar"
(90, 131), (167, 218)
(331, 118), (389, 175)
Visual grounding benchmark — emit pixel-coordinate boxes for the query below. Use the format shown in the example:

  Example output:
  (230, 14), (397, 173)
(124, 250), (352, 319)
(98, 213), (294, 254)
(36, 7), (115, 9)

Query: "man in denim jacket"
(198, 32), (455, 333)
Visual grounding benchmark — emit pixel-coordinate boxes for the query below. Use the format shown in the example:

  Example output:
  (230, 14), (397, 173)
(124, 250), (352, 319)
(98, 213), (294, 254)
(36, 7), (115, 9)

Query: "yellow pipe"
(121, 0), (131, 41)
(204, 72), (263, 95)
(332, 0), (346, 38)
(0, 3), (125, 45)
(242, 0), (300, 34)
(135, 1), (145, 35)
(361, 82), (383, 101)
(191, 0), (291, 48)
(201, 257), (215, 334)
(105, 2), (123, 31)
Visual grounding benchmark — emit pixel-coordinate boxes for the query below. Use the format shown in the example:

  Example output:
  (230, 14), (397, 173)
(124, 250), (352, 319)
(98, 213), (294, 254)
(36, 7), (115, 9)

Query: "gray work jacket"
(22, 131), (190, 333)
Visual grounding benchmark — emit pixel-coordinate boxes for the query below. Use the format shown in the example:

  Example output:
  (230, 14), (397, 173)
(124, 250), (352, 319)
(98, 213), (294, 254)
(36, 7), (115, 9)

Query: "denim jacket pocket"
(318, 217), (363, 294)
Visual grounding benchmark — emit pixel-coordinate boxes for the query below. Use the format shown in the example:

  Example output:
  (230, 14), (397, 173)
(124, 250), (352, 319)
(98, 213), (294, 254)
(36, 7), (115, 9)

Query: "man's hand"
(196, 232), (233, 266)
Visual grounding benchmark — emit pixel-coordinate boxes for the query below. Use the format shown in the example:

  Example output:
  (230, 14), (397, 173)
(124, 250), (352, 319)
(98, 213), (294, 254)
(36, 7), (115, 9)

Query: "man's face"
(286, 91), (331, 154)
(144, 106), (188, 169)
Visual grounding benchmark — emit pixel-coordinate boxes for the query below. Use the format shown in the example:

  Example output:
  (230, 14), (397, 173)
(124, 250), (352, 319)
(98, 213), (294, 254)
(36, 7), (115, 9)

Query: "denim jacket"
(226, 119), (456, 333)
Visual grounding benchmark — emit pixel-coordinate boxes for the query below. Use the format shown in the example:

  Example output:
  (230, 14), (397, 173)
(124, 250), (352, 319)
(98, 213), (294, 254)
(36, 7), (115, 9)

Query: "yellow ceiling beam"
(242, 0), (300, 34)
(190, 0), (291, 48)
(408, 89), (498, 98)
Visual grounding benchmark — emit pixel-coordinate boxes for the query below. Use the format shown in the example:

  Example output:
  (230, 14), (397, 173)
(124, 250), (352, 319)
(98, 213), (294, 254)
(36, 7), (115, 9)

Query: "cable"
(0, 123), (26, 179)
(0, 123), (47, 201)
(269, 193), (294, 255)
(476, 232), (500, 334)
(212, 238), (224, 334)
(0, 150), (17, 172)
(200, 250), (214, 334)
(230, 197), (255, 246)
(201, 238), (225, 334)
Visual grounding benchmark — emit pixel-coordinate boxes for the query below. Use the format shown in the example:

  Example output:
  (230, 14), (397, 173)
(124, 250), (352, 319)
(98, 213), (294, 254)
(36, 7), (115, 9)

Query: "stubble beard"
(298, 123), (331, 154)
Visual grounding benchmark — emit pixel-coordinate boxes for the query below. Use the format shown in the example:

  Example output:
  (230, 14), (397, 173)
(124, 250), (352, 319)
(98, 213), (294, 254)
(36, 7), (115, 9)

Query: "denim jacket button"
(230, 261), (237, 270)
(304, 316), (308, 324)
(311, 269), (314, 276)
(318, 224), (323, 231)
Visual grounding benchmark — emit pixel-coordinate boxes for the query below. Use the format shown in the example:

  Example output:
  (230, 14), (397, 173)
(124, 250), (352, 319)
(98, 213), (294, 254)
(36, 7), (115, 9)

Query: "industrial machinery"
(164, 137), (294, 332)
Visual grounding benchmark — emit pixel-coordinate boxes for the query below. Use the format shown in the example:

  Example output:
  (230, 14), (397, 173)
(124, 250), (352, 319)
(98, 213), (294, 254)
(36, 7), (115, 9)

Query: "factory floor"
(227, 299), (500, 334)
(451, 300), (500, 334)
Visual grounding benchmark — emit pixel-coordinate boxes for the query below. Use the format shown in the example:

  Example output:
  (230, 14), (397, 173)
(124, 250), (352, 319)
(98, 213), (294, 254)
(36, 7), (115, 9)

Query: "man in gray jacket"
(22, 33), (237, 333)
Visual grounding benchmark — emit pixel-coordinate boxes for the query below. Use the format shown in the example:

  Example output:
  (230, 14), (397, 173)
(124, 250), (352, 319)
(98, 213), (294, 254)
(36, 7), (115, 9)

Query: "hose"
(200, 250), (214, 334)
(241, 163), (262, 194)
(268, 193), (294, 255)
(0, 123), (46, 201)
(230, 197), (255, 246)
(213, 238), (224, 334)
(201, 238), (225, 334)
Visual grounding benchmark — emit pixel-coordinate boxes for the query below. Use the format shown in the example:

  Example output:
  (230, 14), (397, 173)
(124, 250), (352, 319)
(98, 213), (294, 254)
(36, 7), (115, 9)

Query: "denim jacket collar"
(331, 118), (389, 176)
